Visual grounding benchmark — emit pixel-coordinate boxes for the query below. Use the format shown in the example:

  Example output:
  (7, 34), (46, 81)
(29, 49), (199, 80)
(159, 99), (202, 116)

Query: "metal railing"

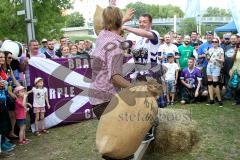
(123, 17), (232, 26)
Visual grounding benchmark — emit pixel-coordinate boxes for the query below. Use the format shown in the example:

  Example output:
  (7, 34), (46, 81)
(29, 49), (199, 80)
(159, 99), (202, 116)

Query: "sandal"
(34, 131), (41, 136)
(41, 129), (49, 134)
(24, 138), (32, 142)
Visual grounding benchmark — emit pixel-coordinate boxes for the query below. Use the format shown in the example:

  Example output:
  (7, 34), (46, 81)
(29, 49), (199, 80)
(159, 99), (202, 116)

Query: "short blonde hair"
(102, 6), (123, 31)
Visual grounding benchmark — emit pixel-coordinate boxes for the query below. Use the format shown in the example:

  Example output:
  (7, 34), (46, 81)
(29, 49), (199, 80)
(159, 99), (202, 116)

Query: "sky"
(72, 0), (230, 23)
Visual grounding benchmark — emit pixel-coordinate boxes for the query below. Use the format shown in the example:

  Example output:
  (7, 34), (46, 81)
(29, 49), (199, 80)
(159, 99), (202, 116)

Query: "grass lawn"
(2, 101), (240, 160)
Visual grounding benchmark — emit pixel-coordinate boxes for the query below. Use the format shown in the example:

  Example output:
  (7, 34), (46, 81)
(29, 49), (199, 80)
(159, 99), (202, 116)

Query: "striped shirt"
(89, 30), (124, 105)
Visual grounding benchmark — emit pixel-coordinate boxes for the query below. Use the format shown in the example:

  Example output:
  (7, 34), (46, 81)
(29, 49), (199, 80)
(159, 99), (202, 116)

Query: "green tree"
(203, 7), (231, 17)
(0, 0), (72, 43)
(125, 3), (184, 35)
(178, 18), (197, 35)
(126, 3), (184, 19)
(126, 2), (148, 20)
(0, 0), (25, 41)
(66, 12), (85, 27)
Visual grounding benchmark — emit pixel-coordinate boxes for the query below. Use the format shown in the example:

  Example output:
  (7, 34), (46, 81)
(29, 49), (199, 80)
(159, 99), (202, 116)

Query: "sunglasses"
(212, 41), (219, 43)
(7, 57), (12, 59)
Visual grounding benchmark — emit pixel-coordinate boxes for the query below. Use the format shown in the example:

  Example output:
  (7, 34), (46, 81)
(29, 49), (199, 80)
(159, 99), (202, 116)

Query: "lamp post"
(24, 0), (36, 42)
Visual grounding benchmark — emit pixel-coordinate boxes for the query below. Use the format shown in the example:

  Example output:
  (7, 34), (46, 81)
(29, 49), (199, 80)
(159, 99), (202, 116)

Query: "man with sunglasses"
(221, 34), (231, 50)
(223, 34), (238, 100)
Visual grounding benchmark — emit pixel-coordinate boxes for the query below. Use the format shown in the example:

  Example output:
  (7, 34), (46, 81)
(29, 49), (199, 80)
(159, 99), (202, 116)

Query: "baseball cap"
(167, 53), (174, 58)
(14, 86), (25, 94)
(223, 34), (231, 39)
(193, 41), (199, 46)
(34, 77), (43, 85)
(206, 31), (213, 35)
(41, 38), (47, 43)
(236, 33), (240, 37)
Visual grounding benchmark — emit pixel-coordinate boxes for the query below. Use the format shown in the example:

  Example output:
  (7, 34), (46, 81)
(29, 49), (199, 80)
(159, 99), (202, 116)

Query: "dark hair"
(191, 31), (198, 35)
(140, 13), (152, 23)
(60, 37), (66, 41)
(29, 39), (38, 46)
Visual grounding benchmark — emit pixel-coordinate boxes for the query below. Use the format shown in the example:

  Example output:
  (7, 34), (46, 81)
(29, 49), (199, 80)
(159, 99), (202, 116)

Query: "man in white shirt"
(158, 34), (179, 63)
(123, 13), (160, 81)
(123, 13), (161, 142)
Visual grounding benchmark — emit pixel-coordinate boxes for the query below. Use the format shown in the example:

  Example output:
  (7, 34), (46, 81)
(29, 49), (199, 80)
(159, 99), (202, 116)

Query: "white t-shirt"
(127, 30), (160, 63)
(163, 62), (179, 81)
(158, 43), (178, 63)
(208, 47), (224, 68)
(32, 87), (48, 108)
(126, 30), (160, 76)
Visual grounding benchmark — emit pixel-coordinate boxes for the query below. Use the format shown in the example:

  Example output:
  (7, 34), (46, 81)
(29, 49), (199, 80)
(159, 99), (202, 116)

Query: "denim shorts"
(16, 119), (26, 126)
(207, 65), (221, 77)
(166, 80), (176, 94)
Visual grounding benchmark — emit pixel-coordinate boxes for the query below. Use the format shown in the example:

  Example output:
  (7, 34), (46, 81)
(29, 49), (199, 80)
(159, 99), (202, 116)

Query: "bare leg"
(208, 76), (214, 100)
(171, 93), (175, 102)
(40, 112), (45, 130)
(35, 113), (39, 132)
(8, 111), (17, 137)
(167, 94), (170, 103)
(19, 125), (25, 142)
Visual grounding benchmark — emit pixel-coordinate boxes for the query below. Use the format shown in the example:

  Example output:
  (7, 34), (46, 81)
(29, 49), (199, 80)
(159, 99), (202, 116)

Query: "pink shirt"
(15, 98), (26, 119)
(89, 30), (124, 105)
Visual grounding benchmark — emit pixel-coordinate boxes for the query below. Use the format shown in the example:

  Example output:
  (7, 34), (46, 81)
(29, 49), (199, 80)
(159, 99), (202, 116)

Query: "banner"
(229, 0), (240, 33)
(185, 0), (200, 18)
(29, 57), (134, 132)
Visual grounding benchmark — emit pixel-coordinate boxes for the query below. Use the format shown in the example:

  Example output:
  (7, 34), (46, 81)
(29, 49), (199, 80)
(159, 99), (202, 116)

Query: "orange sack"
(96, 81), (162, 159)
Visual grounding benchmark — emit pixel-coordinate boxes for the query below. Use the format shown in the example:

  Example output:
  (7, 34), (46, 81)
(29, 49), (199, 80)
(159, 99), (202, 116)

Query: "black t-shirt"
(55, 49), (62, 58)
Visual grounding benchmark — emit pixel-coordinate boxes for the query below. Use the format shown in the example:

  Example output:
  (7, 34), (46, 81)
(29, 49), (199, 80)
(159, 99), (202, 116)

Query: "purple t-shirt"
(180, 67), (202, 88)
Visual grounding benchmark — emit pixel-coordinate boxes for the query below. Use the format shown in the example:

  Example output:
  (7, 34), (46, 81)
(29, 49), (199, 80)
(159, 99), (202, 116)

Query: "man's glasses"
(7, 57), (13, 60)
(212, 41), (219, 43)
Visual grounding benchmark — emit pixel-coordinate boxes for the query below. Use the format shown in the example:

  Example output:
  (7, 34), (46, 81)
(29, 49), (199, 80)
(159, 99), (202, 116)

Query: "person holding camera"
(229, 43), (240, 106)
(206, 38), (224, 107)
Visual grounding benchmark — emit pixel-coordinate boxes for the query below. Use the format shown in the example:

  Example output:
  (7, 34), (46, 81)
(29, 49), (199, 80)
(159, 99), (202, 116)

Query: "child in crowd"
(14, 86), (31, 145)
(28, 77), (50, 136)
(163, 53), (179, 105)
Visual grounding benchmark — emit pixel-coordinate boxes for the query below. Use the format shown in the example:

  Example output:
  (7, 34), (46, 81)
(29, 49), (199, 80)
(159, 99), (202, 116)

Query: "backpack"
(229, 70), (239, 89)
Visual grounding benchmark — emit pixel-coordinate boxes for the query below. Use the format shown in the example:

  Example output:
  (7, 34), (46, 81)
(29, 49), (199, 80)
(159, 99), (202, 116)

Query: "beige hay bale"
(96, 81), (163, 159)
(93, 5), (103, 35)
(148, 108), (198, 154)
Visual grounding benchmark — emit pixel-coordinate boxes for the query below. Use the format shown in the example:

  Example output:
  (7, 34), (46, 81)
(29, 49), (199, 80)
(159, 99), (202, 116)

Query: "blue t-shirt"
(197, 41), (213, 68)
